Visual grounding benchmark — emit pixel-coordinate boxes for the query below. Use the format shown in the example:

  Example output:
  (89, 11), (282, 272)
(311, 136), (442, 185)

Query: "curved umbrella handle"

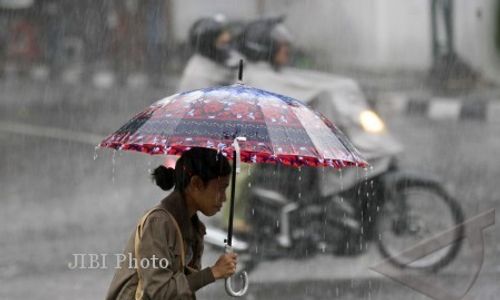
(224, 245), (249, 297)
(225, 271), (249, 297)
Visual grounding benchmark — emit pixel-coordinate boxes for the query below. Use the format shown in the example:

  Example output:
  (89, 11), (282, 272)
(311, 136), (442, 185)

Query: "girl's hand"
(210, 252), (237, 280)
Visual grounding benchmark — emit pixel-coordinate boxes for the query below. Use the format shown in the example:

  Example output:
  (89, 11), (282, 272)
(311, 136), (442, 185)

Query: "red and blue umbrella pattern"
(99, 84), (367, 169)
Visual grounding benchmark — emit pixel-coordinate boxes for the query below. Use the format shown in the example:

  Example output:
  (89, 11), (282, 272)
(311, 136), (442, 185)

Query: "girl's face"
(194, 175), (231, 216)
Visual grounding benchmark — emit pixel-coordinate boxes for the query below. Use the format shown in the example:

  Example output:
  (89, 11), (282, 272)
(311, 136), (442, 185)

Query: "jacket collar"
(160, 190), (206, 241)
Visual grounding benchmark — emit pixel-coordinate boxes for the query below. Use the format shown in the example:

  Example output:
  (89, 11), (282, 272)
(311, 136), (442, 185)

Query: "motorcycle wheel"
(376, 179), (464, 272)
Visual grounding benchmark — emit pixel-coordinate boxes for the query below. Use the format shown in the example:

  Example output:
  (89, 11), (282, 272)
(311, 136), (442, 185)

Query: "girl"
(106, 147), (237, 299)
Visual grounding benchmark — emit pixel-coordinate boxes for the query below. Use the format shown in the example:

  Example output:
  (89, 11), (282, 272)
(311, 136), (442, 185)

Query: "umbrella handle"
(224, 245), (249, 297)
(232, 136), (246, 174)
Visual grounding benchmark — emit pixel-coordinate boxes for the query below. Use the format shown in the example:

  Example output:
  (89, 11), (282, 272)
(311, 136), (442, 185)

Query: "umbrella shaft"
(227, 150), (237, 246)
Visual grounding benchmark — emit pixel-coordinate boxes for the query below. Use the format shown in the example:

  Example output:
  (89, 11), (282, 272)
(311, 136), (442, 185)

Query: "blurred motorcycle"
(204, 67), (465, 273)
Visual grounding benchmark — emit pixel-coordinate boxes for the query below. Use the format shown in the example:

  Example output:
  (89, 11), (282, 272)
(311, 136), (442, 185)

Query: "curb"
(5, 65), (153, 90)
(375, 93), (500, 123)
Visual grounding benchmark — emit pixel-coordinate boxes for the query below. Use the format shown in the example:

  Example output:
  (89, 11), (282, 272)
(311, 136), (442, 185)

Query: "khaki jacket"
(105, 191), (215, 300)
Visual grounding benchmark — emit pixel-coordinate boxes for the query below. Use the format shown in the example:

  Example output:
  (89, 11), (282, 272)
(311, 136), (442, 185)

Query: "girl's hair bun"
(152, 165), (176, 191)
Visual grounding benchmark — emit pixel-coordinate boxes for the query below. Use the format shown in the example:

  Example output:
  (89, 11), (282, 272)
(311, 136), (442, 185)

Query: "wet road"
(0, 81), (498, 299)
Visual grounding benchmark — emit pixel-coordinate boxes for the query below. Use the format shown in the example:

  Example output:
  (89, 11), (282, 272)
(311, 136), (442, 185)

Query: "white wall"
(266, 0), (381, 69)
(265, 0), (431, 71)
(454, 0), (500, 82)
(373, 0), (432, 70)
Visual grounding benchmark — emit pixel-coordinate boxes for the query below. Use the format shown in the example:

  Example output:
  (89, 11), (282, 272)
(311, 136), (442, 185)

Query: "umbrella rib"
(255, 98), (281, 162)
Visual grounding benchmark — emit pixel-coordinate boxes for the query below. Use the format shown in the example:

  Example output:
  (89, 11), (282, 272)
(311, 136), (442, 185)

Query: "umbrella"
(99, 63), (367, 296)
(99, 86), (366, 168)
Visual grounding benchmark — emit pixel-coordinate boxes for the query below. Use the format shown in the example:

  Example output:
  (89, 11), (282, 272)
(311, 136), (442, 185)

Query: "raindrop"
(247, 182), (252, 188)
(94, 146), (100, 160)
(321, 167), (326, 186)
(111, 150), (117, 184)
(339, 169), (344, 191)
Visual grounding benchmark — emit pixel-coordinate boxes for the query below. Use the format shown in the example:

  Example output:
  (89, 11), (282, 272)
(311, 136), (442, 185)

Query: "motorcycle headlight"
(359, 110), (386, 133)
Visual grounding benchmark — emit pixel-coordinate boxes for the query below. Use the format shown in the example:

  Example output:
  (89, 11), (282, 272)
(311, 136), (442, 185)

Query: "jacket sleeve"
(186, 267), (215, 292)
(138, 215), (215, 299)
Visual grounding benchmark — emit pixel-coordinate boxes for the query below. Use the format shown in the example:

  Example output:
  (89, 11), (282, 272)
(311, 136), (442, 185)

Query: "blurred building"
(1, 0), (499, 84)
(0, 0), (174, 79)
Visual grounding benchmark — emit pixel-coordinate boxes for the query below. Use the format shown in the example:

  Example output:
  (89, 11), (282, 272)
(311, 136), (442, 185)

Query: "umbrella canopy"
(99, 84), (367, 169)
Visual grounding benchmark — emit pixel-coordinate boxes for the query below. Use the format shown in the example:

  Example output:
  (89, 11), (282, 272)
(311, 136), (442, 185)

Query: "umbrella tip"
(238, 59), (244, 82)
